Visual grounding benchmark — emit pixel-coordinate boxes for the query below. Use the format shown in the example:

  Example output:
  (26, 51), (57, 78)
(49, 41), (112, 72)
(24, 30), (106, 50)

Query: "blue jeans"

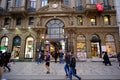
(64, 63), (69, 76)
(59, 57), (64, 64)
(69, 67), (81, 80)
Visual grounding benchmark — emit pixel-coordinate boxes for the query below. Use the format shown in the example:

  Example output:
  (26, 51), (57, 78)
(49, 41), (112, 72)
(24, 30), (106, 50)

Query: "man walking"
(69, 52), (81, 80)
(64, 51), (71, 77)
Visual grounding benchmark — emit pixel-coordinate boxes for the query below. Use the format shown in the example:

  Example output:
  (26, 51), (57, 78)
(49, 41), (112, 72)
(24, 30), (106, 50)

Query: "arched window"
(105, 34), (116, 57)
(12, 36), (21, 59)
(0, 36), (9, 53)
(25, 36), (34, 58)
(46, 19), (64, 39)
(77, 35), (86, 59)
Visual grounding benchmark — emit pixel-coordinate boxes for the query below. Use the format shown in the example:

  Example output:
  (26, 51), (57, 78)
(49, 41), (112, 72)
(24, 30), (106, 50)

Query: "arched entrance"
(45, 19), (65, 56)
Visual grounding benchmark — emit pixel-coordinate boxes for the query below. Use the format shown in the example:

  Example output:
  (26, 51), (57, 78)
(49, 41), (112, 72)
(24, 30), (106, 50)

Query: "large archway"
(45, 19), (65, 55)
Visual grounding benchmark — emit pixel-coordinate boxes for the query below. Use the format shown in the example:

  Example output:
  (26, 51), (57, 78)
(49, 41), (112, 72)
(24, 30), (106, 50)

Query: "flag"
(96, 4), (104, 12)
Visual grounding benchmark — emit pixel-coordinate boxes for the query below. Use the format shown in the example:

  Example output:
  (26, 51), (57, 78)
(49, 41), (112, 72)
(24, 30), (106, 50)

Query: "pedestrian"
(0, 51), (4, 79)
(45, 51), (51, 74)
(117, 52), (120, 67)
(59, 50), (64, 64)
(103, 52), (112, 66)
(54, 51), (58, 63)
(3, 51), (11, 72)
(64, 51), (71, 77)
(69, 52), (81, 80)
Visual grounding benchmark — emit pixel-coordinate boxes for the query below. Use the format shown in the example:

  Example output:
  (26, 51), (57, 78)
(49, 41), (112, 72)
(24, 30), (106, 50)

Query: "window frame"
(29, 17), (34, 25)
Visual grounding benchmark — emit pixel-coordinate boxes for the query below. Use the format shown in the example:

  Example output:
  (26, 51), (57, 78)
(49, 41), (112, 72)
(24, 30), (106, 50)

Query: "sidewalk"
(2, 61), (120, 80)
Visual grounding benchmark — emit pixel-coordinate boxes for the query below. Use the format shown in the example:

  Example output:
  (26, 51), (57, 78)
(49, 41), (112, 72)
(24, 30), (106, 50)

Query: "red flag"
(96, 4), (104, 12)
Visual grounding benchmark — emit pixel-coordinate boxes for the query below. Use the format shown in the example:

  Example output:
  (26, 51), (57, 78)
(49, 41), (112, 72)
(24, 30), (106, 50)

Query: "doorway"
(91, 42), (100, 58)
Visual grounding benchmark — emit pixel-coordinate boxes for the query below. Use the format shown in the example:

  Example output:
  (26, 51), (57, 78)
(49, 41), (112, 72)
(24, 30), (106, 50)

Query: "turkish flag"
(96, 4), (104, 12)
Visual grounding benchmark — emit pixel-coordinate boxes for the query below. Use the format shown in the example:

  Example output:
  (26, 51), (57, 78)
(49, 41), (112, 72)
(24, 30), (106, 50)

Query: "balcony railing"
(9, 6), (26, 13)
(75, 5), (83, 11)
(85, 4), (97, 11)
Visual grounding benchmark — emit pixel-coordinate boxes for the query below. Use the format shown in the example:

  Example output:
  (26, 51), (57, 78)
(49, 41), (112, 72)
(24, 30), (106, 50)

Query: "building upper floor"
(0, 0), (117, 29)
(0, 0), (115, 13)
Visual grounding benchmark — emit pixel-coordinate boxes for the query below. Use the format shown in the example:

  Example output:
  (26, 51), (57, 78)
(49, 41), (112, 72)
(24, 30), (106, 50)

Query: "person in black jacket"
(0, 51), (4, 79)
(64, 51), (71, 77)
(117, 52), (120, 67)
(3, 51), (11, 72)
(69, 52), (81, 80)
(103, 52), (112, 66)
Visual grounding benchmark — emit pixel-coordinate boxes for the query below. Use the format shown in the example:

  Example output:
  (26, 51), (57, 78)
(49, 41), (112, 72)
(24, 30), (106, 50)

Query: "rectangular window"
(75, 0), (82, 7)
(15, 0), (22, 7)
(16, 18), (22, 25)
(90, 16), (96, 26)
(30, 0), (36, 8)
(6, 0), (11, 11)
(104, 15), (110, 25)
(91, 0), (97, 4)
(77, 16), (83, 25)
(41, 0), (48, 7)
(64, 0), (70, 6)
(4, 18), (11, 25)
(103, 0), (109, 6)
(29, 17), (34, 25)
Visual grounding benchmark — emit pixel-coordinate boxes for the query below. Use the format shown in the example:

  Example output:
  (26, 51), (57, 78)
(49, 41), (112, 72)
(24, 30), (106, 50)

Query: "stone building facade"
(0, 0), (119, 60)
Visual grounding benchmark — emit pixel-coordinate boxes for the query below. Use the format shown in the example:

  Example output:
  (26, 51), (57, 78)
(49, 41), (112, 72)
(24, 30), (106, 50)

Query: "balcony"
(74, 5), (83, 11)
(9, 6), (27, 17)
(85, 4), (97, 12)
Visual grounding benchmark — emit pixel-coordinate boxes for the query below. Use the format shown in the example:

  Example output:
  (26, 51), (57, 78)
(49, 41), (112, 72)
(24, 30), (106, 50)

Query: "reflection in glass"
(25, 37), (34, 58)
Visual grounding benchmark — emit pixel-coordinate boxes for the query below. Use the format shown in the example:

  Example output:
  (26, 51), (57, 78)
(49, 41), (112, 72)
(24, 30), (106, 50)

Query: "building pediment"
(37, 5), (74, 13)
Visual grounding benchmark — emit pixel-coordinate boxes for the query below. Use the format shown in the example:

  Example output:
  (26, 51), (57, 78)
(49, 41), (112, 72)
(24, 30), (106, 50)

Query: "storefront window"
(25, 37), (34, 58)
(105, 34), (116, 57)
(0, 37), (8, 53)
(77, 35), (86, 60)
(12, 36), (21, 59)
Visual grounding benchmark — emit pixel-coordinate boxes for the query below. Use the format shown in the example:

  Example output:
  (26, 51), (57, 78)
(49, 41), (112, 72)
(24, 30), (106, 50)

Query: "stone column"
(86, 33), (91, 58)
(20, 37), (25, 59)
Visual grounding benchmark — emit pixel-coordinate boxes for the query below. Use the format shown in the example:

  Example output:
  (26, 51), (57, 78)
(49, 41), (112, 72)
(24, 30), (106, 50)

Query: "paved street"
(2, 60), (120, 80)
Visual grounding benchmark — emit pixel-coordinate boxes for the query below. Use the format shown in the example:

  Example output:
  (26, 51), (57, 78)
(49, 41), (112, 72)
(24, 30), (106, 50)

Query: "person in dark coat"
(54, 51), (58, 63)
(3, 51), (11, 72)
(117, 52), (120, 67)
(103, 52), (112, 66)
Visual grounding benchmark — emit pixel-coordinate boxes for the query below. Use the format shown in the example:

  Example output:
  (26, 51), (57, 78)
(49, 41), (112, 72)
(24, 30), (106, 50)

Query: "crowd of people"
(0, 49), (120, 80)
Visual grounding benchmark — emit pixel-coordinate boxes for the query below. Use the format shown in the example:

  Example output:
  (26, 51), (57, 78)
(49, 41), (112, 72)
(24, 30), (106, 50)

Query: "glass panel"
(41, 0), (48, 7)
(104, 15), (110, 25)
(64, 0), (70, 6)
(12, 36), (21, 59)
(91, 0), (97, 4)
(103, 0), (109, 6)
(90, 16), (96, 26)
(30, 0), (36, 8)
(75, 0), (82, 6)
(77, 35), (86, 60)
(25, 37), (34, 58)
(46, 19), (64, 39)
(0, 37), (9, 53)
(105, 35), (116, 57)
(6, 0), (11, 11)
(15, 0), (22, 7)
(77, 16), (83, 25)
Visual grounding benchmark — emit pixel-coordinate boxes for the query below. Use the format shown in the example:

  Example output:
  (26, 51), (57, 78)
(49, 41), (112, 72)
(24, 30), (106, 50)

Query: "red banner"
(96, 4), (104, 12)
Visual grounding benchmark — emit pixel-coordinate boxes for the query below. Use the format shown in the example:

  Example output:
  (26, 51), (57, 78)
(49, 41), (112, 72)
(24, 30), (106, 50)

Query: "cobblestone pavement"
(2, 61), (120, 80)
